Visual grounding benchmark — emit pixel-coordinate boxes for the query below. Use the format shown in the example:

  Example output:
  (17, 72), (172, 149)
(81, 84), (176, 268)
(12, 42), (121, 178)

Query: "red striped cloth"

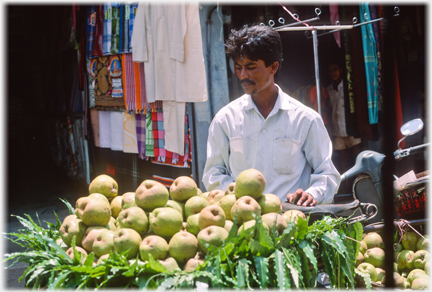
(121, 53), (136, 111)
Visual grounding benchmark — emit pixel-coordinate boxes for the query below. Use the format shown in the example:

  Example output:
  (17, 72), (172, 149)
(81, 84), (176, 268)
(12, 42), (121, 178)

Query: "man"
(327, 60), (362, 174)
(202, 24), (340, 206)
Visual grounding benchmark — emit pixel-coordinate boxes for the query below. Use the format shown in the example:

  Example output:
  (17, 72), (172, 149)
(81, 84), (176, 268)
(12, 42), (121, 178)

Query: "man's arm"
(202, 118), (234, 192)
(302, 115), (341, 205)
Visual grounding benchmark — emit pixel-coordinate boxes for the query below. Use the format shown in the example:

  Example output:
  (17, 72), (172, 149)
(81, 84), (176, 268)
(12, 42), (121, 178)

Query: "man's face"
(328, 63), (341, 82)
(233, 56), (277, 96)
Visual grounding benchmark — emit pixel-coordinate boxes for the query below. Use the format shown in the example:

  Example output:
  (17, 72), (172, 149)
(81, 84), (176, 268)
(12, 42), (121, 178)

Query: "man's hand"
(286, 189), (317, 206)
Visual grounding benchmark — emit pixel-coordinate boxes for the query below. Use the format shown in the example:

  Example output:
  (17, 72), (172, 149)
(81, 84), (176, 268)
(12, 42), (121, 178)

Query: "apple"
(376, 267), (385, 282)
(183, 257), (204, 272)
(88, 174), (118, 200)
(92, 229), (115, 258)
(217, 194), (236, 221)
(158, 257), (180, 272)
(401, 231), (419, 252)
(168, 230), (198, 264)
(59, 217), (87, 247)
(197, 225), (229, 253)
(75, 196), (111, 227)
(149, 207), (183, 239)
(117, 206), (149, 236)
(88, 193), (110, 205)
(364, 247), (385, 268)
(382, 272), (405, 288)
(197, 188), (203, 196)
(164, 200), (184, 218)
(62, 214), (79, 224)
(359, 240), (368, 255)
(198, 205), (226, 230)
(357, 262), (377, 282)
(238, 219), (269, 240)
(207, 189), (225, 205)
(411, 276), (430, 289)
(135, 180), (169, 212)
(225, 182), (236, 196)
(96, 254), (110, 265)
(234, 168), (266, 200)
(186, 213), (201, 236)
(417, 235), (429, 251)
(257, 193), (282, 215)
(397, 249), (415, 272)
(139, 235), (169, 261)
(282, 210), (306, 224)
(200, 192), (210, 199)
(231, 196), (261, 225)
(110, 195), (123, 218)
(82, 226), (107, 253)
(66, 246), (88, 263)
(261, 212), (287, 235)
(113, 228), (142, 259)
(224, 220), (233, 233)
(407, 268), (427, 284)
(425, 260), (430, 275)
(106, 216), (117, 231)
(121, 192), (137, 209)
(356, 251), (364, 267)
(169, 176), (198, 203)
(413, 250), (430, 269)
(173, 200), (186, 219)
(185, 196), (210, 218)
(55, 238), (69, 251)
(363, 232), (384, 249)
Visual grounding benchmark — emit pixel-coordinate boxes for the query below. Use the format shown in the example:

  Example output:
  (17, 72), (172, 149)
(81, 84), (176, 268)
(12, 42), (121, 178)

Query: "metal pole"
(312, 29), (321, 115)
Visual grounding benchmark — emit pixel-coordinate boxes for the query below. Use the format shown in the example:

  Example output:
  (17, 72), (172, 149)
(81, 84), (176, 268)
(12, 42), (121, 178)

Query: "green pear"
(402, 231), (420, 252)
(139, 235), (169, 261)
(135, 180), (169, 212)
(89, 174), (118, 200)
(231, 196), (261, 225)
(225, 182), (236, 196)
(158, 257), (180, 272)
(75, 196), (111, 227)
(364, 247), (385, 268)
(59, 217), (87, 247)
(106, 216), (117, 231)
(234, 168), (266, 200)
(363, 232), (384, 249)
(261, 212), (287, 235)
(197, 225), (229, 253)
(113, 228), (142, 259)
(407, 268), (427, 284)
(117, 206), (149, 236)
(110, 195), (123, 219)
(217, 194), (237, 221)
(207, 189), (225, 205)
(168, 230), (198, 264)
(169, 176), (198, 203)
(356, 262), (377, 282)
(198, 205), (226, 229)
(200, 191), (210, 199)
(88, 193), (110, 205)
(82, 226), (107, 253)
(411, 276), (430, 290)
(257, 193), (282, 215)
(397, 249), (415, 272)
(185, 196), (210, 218)
(186, 213), (201, 236)
(164, 200), (184, 221)
(173, 200), (186, 219)
(417, 236), (429, 251)
(62, 214), (79, 224)
(121, 192), (137, 210)
(149, 207), (183, 239)
(413, 250), (430, 269)
(92, 229), (115, 258)
(66, 246), (88, 263)
(282, 210), (306, 224)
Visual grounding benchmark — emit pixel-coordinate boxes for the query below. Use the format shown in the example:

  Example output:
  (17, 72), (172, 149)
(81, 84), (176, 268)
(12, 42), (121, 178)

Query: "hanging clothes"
(329, 4), (341, 48)
(360, 3), (379, 124)
(110, 3), (120, 54)
(110, 111), (124, 151)
(86, 5), (97, 59)
(103, 3), (112, 56)
(123, 112), (139, 154)
(369, 4), (383, 112)
(91, 4), (104, 57)
(135, 113), (147, 159)
(99, 110), (111, 148)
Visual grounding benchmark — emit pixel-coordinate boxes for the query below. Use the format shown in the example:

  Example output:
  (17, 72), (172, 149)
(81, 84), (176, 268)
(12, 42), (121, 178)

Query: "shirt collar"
(243, 84), (293, 112)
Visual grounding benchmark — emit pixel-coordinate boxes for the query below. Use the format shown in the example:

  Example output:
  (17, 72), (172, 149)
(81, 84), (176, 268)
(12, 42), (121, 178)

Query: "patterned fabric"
(128, 3), (138, 53)
(133, 62), (142, 112)
(360, 3), (379, 124)
(86, 59), (96, 108)
(91, 4), (104, 57)
(94, 56), (125, 111)
(138, 62), (147, 111)
(121, 53), (136, 111)
(103, 3), (112, 55)
(123, 112), (139, 153)
(110, 3), (120, 54)
(86, 6), (96, 58)
(369, 4), (383, 112)
(152, 175), (175, 188)
(135, 113), (147, 159)
(118, 4), (127, 54)
(145, 110), (155, 157)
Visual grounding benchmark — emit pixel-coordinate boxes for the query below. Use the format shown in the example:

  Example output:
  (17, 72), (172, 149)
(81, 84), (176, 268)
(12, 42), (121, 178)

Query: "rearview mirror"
(398, 118), (424, 149)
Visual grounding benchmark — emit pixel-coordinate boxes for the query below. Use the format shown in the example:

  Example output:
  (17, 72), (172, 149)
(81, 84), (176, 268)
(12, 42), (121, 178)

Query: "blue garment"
(360, 3), (378, 124)
(129, 3), (138, 52)
(86, 5), (96, 59)
(103, 3), (112, 55)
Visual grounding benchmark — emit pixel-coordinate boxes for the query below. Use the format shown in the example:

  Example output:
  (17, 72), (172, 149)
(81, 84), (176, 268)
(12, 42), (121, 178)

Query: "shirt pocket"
(229, 137), (254, 174)
(273, 138), (301, 175)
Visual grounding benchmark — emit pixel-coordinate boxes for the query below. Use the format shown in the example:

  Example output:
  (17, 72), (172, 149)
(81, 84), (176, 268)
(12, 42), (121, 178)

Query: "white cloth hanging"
(110, 111), (124, 151)
(99, 111), (111, 148)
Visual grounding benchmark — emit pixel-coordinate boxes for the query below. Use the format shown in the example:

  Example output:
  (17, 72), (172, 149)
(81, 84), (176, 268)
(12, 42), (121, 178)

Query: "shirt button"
(260, 153), (265, 157)
(261, 129), (266, 134)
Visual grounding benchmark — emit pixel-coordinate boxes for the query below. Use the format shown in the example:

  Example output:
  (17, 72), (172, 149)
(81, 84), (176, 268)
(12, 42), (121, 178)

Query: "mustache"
(240, 79), (255, 85)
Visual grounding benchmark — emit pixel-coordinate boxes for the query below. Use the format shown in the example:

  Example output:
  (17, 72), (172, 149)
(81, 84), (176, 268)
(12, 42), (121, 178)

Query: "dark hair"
(225, 24), (283, 68)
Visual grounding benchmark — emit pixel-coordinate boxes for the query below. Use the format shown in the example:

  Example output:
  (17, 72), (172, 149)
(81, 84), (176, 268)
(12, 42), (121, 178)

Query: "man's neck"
(332, 78), (342, 90)
(251, 84), (279, 119)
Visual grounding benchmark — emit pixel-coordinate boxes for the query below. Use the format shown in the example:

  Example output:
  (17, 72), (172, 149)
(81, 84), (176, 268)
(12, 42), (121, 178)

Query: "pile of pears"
(57, 169), (306, 272)
(355, 230), (429, 289)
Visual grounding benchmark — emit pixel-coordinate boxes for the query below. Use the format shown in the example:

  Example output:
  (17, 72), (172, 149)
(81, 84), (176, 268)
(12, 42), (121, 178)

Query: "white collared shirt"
(202, 85), (341, 204)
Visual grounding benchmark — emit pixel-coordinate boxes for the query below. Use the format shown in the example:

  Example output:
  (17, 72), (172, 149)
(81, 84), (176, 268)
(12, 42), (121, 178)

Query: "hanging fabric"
(90, 109), (100, 147)
(134, 113), (147, 159)
(103, 3), (112, 55)
(123, 112), (139, 154)
(360, 3), (379, 124)
(86, 5), (97, 59)
(99, 110), (111, 148)
(145, 106), (155, 157)
(329, 4), (341, 48)
(110, 3), (120, 54)
(91, 4), (104, 57)
(369, 4), (383, 112)
(110, 111), (124, 151)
